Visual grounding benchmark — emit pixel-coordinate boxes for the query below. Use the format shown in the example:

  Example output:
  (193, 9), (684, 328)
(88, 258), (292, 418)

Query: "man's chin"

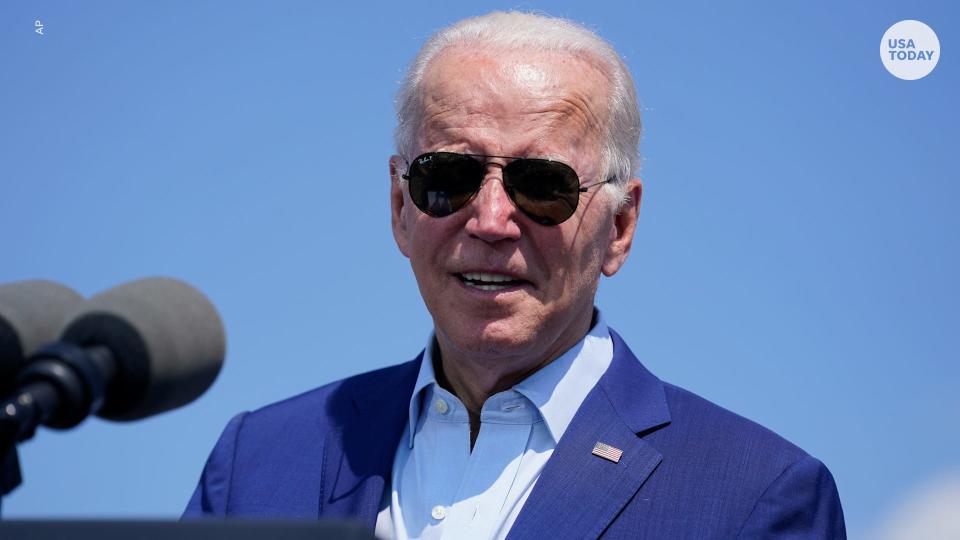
(437, 320), (539, 360)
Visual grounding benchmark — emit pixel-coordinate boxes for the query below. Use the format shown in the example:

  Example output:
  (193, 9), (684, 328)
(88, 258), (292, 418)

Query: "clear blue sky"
(1, 1), (957, 537)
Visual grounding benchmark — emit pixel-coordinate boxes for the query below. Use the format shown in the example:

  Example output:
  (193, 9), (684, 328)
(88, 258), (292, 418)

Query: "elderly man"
(184, 12), (845, 539)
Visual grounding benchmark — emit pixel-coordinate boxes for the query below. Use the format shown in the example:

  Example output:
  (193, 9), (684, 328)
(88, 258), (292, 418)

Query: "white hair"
(394, 11), (641, 208)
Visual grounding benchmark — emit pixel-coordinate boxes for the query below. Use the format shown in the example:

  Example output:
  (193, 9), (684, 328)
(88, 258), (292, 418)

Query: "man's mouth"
(456, 272), (528, 292)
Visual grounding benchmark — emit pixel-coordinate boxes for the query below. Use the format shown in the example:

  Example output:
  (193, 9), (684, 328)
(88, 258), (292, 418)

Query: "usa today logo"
(881, 20), (940, 80)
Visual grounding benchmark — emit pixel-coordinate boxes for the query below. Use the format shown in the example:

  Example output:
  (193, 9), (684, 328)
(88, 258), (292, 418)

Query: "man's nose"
(463, 167), (522, 243)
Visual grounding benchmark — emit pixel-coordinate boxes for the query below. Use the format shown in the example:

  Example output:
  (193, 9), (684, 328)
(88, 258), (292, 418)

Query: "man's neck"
(433, 346), (556, 448)
(431, 311), (594, 449)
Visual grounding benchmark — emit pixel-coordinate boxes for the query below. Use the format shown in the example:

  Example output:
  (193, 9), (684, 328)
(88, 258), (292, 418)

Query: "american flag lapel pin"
(592, 441), (623, 463)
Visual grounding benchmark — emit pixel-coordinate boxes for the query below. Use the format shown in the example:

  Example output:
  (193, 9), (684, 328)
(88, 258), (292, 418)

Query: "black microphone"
(0, 281), (84, 396)
(3, 277), (226, 438)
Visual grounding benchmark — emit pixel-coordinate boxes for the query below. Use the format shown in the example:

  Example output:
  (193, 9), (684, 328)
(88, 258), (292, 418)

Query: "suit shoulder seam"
(734, 453), (815, 537)
(225, 411), (250, 513)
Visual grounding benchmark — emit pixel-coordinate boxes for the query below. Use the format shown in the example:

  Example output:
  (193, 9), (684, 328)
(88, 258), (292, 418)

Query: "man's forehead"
(422, 45), (607, 91)
(416, 46), (611, 148)
(507, 61), (552, 87)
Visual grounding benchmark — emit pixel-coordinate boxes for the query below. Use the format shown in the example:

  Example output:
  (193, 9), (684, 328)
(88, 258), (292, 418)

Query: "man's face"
(390, 46), (640, 369)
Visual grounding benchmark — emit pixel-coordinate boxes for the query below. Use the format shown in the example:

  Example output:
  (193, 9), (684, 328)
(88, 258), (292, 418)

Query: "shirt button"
(434, 399), (449, 414)
(431, 505), (447, 520)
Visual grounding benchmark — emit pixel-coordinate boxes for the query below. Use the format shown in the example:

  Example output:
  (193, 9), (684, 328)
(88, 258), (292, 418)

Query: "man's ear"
(601, 178), (642, 277)
(390, 155), (411, 258)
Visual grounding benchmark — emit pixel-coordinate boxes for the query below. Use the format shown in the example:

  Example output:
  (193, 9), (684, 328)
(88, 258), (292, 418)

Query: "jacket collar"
(599, 329), (671, 434)
(506, 328), (671, 539)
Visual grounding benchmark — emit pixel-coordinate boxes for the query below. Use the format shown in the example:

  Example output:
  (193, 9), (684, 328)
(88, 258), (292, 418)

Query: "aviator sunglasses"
(402, 151), (614, 226)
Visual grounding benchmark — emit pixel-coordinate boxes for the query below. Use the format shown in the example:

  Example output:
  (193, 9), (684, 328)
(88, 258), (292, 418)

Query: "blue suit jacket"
(184, 330), (845, 538)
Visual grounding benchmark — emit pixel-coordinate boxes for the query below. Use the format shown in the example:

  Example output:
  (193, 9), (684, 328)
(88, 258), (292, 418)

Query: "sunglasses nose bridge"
(474, 171), (513, 210)
(463, 166), (523, 238)
(480, 159), (507, 181)
(473, 160), (512, 203)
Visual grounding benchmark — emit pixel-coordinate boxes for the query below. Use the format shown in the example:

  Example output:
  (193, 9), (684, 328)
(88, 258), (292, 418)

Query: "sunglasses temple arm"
(578, 178), (617, 192)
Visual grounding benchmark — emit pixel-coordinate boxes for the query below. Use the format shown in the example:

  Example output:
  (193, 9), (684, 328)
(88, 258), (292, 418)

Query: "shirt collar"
(406, 337), (441, 448)
(513, 313), (612, 443)
(406, 310), (614, 447)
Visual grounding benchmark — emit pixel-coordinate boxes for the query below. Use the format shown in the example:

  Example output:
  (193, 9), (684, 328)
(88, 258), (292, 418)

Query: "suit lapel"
(319, 356), (421, 526)
(507, 330), (671, 540)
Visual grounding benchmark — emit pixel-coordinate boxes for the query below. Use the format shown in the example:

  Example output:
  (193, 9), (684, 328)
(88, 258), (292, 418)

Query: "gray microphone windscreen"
(59, 277), (226, 421)
(0, 280), (84, 390)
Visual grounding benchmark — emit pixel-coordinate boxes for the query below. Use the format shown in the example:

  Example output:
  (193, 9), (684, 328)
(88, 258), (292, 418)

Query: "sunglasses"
(402, 151), (614, 226)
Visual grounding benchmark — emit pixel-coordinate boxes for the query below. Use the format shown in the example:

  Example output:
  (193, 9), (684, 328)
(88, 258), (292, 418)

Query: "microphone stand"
(0, 343), (114, 515)
(0, 380), (61, 514)
(0, 432), (22, 514)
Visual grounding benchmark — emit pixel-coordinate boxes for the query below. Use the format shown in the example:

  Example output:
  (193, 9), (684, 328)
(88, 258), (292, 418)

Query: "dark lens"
(503, 159), (580, 225)
(407, 152), (484, 217)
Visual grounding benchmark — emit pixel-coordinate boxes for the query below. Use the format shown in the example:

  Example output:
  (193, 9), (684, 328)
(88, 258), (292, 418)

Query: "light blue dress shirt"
(375, 314), (614, 540)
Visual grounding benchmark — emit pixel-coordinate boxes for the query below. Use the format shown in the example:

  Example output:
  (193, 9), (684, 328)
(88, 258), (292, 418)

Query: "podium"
(0, 519), (377, 539)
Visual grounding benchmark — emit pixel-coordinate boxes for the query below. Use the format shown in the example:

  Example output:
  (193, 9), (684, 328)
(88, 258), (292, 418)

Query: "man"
(184, 12), (845, 539)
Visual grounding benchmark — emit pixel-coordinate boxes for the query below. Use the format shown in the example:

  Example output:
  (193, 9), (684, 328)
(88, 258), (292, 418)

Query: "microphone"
(1, 277), (224, 498)
(0, 281), (84, 396)
(57, 277), (226, 422)
(4, 277), (226, 437)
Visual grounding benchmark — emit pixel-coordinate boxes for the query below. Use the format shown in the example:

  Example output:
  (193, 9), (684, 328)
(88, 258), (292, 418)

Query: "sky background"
(1, 1), (957, 537)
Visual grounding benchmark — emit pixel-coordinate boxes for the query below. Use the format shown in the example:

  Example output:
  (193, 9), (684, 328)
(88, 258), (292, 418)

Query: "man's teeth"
(459, 272), (520, 291)
(469, 283), (509, 291)
(462, 272), (514, 283)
